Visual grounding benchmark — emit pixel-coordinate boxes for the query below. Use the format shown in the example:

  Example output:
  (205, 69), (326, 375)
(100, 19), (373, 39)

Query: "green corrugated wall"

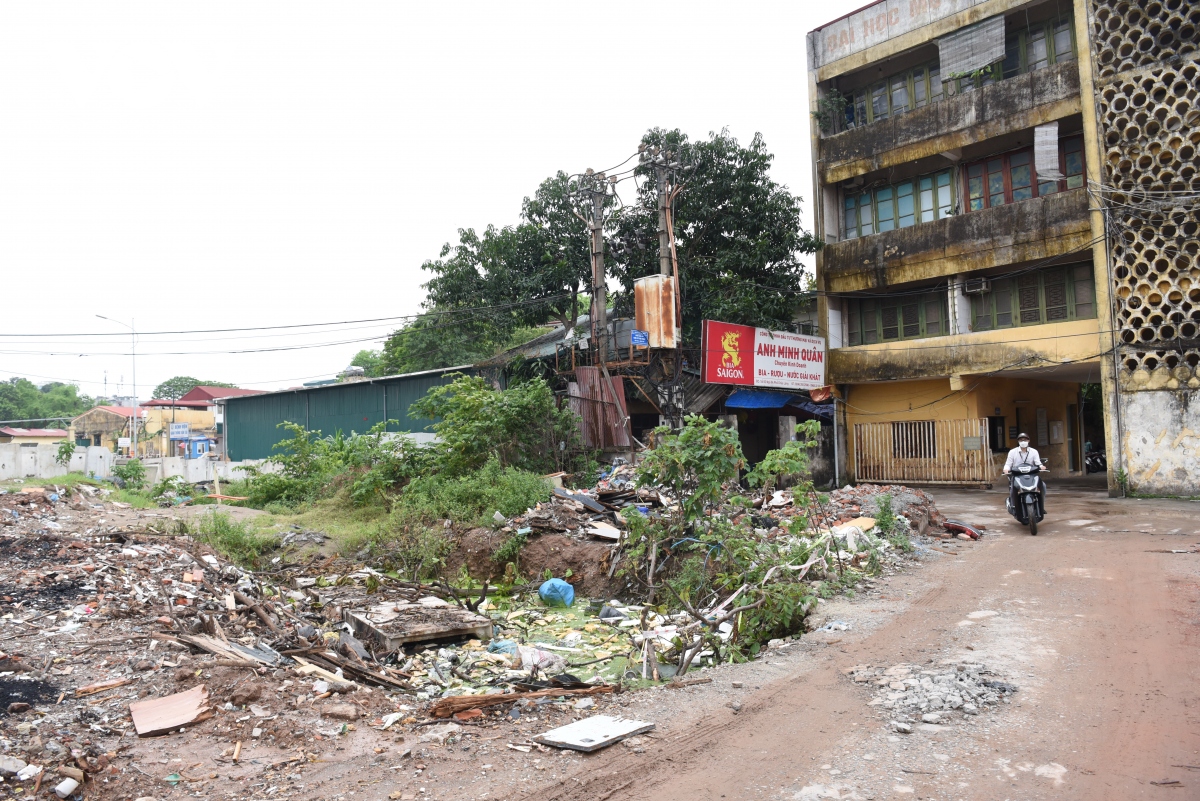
(224, 368), (481, 461)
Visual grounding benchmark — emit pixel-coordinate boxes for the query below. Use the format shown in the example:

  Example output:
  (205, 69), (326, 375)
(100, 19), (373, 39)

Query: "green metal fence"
(223, 367), (483, 461)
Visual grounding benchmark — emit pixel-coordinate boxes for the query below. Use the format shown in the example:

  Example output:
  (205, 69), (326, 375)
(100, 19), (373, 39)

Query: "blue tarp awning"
(725, 390), (802, 409)
(724, 389), (835, 421)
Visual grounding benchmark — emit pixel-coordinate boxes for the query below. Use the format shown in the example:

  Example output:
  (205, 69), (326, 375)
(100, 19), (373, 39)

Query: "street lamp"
(97, 315), (137, 458)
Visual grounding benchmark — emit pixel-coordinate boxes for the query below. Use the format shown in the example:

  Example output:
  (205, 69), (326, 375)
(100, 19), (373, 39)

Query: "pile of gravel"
(845, 661), (1018, 718)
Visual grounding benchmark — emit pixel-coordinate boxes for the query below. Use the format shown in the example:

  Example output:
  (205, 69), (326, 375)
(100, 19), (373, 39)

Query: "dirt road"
(507, 486), (1200, 801)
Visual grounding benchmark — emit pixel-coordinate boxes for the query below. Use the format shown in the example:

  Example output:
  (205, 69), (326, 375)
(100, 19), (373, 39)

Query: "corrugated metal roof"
(0, 427), (68, 437)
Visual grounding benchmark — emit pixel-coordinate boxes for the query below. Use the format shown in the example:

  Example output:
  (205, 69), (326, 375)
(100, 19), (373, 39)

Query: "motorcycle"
(1006, 460), (1047, 535)
(1085, 450), (1107, 474)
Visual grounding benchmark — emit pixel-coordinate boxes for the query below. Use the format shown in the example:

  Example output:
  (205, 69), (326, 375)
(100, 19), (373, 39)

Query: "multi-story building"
(807, 0), (1199, 495)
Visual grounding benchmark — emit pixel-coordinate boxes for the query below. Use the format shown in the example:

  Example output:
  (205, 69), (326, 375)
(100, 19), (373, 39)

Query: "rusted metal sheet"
(571, 367), (630, 450)
(634, 274), (678, 349)
(853, 418), (990, 485)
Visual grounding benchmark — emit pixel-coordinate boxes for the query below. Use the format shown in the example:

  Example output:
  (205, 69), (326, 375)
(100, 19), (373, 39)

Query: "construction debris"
(846, 661), (1018, 719)
(534, 714), (654, 751)
(129, 685), (213, 737)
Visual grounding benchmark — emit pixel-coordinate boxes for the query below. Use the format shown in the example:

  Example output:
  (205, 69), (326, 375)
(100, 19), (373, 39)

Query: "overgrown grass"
(1, 472), (104, 491)
(188, 510), (281, 568)
(395, 458), (552, 525)
(873, 492), (913, 552)
(111, 489), (157, 509)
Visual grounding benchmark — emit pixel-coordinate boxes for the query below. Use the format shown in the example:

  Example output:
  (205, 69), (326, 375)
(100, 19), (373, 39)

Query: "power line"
(0, 294), (573, 339)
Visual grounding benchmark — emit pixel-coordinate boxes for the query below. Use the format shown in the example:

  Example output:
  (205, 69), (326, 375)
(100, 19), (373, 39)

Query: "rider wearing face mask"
(1002, 433), (1043, 517)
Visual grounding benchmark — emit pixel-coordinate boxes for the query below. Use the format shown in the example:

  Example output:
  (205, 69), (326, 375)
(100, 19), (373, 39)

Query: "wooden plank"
(586, 521), (621, 541)
(534, 715), (655, 752)
(129, 685), (213, 737)
(344, 601), (492, 651)
(427, 685), (616, 719)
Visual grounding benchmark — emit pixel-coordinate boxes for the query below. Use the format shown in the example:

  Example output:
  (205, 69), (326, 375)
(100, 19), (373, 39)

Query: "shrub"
(55, 441), (76, 468)
(410, 374), (588, 476)
(394, 458), (552, 524)
(112, 459), (147, 490)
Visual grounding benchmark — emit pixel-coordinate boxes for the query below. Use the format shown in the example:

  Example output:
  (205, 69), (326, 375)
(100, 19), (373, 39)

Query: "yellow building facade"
(808, 0), (1199, 494)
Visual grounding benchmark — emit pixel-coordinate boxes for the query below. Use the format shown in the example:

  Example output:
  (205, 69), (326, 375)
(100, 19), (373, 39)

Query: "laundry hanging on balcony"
(1034, 122), (1065, 181)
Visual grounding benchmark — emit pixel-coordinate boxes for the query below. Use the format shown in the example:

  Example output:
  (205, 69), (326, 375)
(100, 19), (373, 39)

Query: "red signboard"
(702, 320), (826, 391)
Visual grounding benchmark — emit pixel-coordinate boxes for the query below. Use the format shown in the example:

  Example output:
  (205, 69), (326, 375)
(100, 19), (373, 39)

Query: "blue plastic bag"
(538, 578), (575, 608)
(487, 639), (519, 655)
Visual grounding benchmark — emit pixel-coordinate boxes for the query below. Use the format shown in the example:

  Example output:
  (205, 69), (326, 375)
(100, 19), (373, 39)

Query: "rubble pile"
(846, 661), (1018, 719)
(825, 484), (947, 531)
(501, 464), (667, 543)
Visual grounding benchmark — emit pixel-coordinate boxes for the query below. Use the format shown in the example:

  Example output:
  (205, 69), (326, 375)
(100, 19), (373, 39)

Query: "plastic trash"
(598, 605), (628, 622)
(816, 620), (851, 633)
(47, 493), (60, 503)
(492, 510), (506, 524)
(486, 639), (519, 656)
(538, 578), (575, 608)
(516, 645), (568, 673)
(54, 777), (79, 798)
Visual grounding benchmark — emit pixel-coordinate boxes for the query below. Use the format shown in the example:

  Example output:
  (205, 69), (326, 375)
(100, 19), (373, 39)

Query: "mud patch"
(446, 528), (621, 598)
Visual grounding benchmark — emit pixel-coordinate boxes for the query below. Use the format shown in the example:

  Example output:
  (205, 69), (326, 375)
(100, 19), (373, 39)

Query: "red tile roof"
(0, 427), (68, 438)
(141, 399), (211, 408)
(179, 386), (267, 402)
(90, 406), (144, 417)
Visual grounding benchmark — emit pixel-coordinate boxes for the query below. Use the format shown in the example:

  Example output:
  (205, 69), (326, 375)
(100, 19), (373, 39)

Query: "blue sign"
(169, 422), (191, 440)
(631, 329), (650, 347)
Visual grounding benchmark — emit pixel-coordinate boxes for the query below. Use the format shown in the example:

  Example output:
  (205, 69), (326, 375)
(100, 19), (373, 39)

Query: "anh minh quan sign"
(702, 320), (826, 391)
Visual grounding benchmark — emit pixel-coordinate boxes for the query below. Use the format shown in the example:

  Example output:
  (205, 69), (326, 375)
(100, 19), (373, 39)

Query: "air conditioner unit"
(963, 277), (991, 295)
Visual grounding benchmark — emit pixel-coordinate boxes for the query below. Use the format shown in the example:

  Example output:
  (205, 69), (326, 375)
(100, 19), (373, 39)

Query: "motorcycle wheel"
(1026, 499), (1038, 535)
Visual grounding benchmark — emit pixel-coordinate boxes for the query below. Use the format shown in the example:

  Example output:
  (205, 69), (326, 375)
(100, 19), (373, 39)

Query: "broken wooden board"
(344, 596), (492, 650)
(177, 634), (280, 665)
(586, 520), (621, 541)
(534, 715), (655, 752)
(129, 685), (213, 737)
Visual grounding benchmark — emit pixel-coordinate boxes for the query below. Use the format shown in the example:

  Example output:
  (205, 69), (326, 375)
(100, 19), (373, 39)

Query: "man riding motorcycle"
(1002, 433), (1045, 520)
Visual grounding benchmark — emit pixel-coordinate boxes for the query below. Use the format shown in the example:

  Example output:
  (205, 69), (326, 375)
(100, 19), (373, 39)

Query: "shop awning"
(790, 398), (835, 421)
(725, 390), (803, 409)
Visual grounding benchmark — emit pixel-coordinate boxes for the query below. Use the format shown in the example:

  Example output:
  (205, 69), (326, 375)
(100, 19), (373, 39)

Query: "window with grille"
(970, 263), (1097, 330)
(892, 421), (937, 459)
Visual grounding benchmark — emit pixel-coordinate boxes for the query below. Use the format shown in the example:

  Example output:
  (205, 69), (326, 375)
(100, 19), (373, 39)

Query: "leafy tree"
(609, 128), (822, 341)
(0, 377), (93, 423)
(380, 312), (549, 375)
(421, 172), (593, 337)
(152, 376), (236, 400)
(349, 349), (386, 378)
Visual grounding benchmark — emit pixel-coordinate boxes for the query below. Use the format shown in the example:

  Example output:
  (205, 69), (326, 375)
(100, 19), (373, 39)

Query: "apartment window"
(964, 136), (1085, 211)
(971, 263), (1097, 330)
(846, 291), (949, 345)
(844, 63), (942, 128)
(843, 169), (955, 239)
(1001, 16), (1077, 79)
(893, 421), (936, 459)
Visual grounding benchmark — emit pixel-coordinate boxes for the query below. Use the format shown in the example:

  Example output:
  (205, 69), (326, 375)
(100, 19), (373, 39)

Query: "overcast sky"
(0, 1), (859, 402)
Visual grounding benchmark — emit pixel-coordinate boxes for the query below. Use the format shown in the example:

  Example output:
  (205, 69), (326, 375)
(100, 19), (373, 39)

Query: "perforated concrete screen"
(1092, 0), (1200, 391)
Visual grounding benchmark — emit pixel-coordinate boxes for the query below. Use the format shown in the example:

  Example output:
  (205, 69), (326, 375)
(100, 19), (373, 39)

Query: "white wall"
(0, 443), (266, 484)
(1120, 390), (1200, 496)
(0, 444), (115, 481)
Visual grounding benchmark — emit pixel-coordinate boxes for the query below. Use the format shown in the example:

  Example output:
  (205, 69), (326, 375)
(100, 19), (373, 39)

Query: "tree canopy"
(0, 378), (94, 424)
(348, 350), (386, 378)
(383, 127), (818, 371)
(152, 376), (237, 400)
(608, 128), (821, 341)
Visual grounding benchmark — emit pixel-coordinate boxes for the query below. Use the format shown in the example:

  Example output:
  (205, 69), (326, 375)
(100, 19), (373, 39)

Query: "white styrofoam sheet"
(534, 715), (655, 752)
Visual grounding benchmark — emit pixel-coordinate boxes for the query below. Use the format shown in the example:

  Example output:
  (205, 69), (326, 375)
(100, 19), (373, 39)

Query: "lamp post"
(97, 316), (137, 458)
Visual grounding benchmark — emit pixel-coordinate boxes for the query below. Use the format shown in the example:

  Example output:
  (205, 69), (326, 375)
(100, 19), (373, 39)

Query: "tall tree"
(152, 377), (237, 400)
(421, 172), (593, 336)
(609, 128), (822, 341)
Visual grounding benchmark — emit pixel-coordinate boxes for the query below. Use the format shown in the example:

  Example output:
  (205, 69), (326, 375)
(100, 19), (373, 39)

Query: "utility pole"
(656, 162), (671, 276)
(98, 315), (137, 458)
(642, 147), (688, 429)
(578, 170), (613, 364)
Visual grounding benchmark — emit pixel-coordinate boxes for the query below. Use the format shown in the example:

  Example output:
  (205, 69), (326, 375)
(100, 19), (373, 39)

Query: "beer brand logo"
(721, 331), (741, 369)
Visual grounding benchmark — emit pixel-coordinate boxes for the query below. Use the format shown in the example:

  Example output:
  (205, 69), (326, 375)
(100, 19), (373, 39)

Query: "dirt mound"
(446, 527), (621, 598)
